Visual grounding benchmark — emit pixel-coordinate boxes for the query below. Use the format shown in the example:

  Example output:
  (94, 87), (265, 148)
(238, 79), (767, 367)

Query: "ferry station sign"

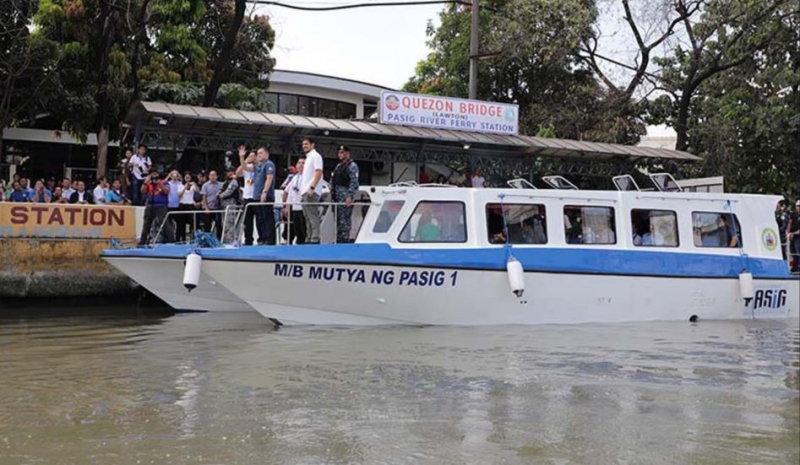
(0, 204), (136, 240)
(379, 91), (519, 136)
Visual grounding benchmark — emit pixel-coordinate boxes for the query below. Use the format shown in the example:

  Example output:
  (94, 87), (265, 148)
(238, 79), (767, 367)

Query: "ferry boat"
(190, 175), (798, 326)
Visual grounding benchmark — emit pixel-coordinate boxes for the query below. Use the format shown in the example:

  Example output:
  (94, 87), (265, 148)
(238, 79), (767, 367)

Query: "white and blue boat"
(190, 177), (798, 326)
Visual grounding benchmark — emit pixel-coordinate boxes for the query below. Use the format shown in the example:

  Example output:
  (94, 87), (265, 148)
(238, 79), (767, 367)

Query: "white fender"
(739, 270), (754, 300)
(183, 252), (202, 292)
(506, 255), (525, 298)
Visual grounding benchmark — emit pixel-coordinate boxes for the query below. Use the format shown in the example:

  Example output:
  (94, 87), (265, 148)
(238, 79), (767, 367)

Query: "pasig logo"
(744, 288), (787, 311)
(385, 94), (400, 111)
(761, 227), (778, 251)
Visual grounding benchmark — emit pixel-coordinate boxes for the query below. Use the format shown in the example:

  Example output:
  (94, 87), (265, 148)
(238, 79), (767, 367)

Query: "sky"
(253, 1), (444, 90)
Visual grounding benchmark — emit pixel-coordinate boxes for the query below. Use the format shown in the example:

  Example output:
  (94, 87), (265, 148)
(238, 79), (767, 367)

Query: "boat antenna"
(499, 193), (511, 248)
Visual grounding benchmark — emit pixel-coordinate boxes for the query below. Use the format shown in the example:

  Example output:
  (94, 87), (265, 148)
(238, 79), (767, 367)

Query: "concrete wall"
(0, 205), (148, 298)
(0, 239), (137, 298)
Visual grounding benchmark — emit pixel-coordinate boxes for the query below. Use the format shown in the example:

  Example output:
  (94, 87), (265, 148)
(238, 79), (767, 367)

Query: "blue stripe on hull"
(102, 244), (795, 280)
(211, 244), (793, 279)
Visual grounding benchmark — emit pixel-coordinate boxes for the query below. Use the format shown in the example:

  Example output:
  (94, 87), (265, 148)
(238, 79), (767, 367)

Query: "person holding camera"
(130, 144), (152, 206)
(236, 146), (260, 245)
(282, 158), (306, 244)
(176, 172), (198, 242)
(138, 171), (173, 246)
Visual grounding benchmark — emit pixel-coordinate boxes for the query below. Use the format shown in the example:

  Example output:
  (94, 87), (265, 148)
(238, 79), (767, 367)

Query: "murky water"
(0, 311), (797, 464)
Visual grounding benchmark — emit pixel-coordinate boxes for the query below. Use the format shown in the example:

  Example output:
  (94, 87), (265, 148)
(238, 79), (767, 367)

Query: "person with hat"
(787, 200), (800, 272)
(330, 145), (359, 243)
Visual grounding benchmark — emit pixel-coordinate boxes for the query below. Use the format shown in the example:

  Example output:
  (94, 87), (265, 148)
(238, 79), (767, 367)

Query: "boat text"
(274, 264), (458, 287)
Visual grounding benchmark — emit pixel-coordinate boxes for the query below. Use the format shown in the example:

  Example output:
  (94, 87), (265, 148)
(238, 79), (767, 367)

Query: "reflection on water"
(0, 312), (797, 464)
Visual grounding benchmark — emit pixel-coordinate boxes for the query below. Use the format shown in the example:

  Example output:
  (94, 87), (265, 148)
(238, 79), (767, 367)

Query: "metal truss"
(137, 128), (690, 182)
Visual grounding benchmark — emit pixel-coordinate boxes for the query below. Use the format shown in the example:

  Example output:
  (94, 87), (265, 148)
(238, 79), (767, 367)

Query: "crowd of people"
(0, 138), (363, 248)
(0, 174), (127, 205)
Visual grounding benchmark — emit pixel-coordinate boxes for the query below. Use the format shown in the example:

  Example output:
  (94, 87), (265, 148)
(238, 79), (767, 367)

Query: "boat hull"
(104, 256), (254, 313)
(200, 259), (800, 326)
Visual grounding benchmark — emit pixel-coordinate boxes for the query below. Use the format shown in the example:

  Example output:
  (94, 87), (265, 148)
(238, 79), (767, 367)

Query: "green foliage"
(20, 0), (276, 174)
(651, 0), (799, 197)
(140, 82), (271, 111)
(404, 0), (645, 144)
(0, 0), (59, 131)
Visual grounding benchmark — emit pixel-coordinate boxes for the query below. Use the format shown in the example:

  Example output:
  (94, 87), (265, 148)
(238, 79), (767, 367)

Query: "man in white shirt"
(282, 158), (306, 244)
(300, 137), (324, 243)
(236, 146), (259, 245)
(129, 144), (152, 205)
(93, 176), (109, 205)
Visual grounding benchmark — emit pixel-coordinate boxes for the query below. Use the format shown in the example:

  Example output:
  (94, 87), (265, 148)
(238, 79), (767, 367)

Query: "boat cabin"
(351, 182), (784, 261)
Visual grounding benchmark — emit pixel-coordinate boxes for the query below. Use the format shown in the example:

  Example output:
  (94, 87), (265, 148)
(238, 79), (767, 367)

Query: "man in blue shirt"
(8, 181), (30, 202)
(241, 146), (276, 245)
(138, 172), (172, 246)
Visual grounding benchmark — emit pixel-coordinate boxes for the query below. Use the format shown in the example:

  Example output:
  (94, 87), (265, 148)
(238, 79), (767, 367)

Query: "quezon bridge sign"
(0, 204), (137, 240)
(379, 91), (519, 136)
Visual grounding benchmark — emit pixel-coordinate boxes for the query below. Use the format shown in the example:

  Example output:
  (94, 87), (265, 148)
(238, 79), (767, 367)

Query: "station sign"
(0, 204), (137, 240)
(379, 91), (519, 136)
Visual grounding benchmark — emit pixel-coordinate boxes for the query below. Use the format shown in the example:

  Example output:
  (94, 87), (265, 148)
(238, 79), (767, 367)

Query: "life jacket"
(332, 160), (353, 188)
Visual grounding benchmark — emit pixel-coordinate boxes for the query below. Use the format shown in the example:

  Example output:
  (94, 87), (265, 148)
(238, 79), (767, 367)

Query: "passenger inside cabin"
(718, 215), (739, 248)
(564, 209), (582, 244)
(416, 211), (441, 241)
(487, 206), (507, 243)
(632, 214), (653, 246)
(584, 218), (615, 244)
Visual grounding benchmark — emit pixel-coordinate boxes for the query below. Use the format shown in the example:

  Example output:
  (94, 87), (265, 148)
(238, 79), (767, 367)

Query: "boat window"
(372, 200), (405, 233)
(692, 212), (742, 248)
(564, 205), (616, 245)
(630, 209), (679, 247)
(350, 191), (373, 239)
(486, 203), (547, 244)
(399, 201), (467, 243)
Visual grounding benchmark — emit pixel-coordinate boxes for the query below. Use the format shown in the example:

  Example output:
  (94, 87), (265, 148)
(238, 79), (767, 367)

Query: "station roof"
(125, 101), (701, 162)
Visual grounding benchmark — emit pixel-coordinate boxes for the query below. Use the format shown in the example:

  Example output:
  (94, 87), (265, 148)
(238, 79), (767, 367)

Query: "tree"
(32, 0), (276, 177)
(0, 1), (57, 154)
(651, 0), (797, 152)
(35, 0), (141, 177)
(404, 0), (647, 143)
(653, 1), (800, 197)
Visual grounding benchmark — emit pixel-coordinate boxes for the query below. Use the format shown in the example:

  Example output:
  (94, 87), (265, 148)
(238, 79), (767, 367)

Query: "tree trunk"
(674, 94), (691, 152)
(202, 0), (247, 107)
(96, 126), (109, 179)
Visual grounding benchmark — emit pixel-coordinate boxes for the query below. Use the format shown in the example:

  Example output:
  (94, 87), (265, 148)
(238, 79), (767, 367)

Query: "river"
(0, 311), (797, 464)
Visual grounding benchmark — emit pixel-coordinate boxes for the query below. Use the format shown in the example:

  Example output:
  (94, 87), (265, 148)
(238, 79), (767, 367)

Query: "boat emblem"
(761, 227), (778, 251)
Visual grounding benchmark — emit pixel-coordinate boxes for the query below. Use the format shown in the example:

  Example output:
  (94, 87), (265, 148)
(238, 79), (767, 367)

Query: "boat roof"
(125, 101), (701, 163)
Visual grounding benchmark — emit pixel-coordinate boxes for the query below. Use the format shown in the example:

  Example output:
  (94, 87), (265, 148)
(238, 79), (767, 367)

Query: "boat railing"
(235, 199), (379, 246)
(150, 207), (239, 247)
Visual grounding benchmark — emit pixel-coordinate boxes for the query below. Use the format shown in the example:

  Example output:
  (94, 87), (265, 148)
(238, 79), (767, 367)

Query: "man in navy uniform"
(331, 145), (359, 243)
